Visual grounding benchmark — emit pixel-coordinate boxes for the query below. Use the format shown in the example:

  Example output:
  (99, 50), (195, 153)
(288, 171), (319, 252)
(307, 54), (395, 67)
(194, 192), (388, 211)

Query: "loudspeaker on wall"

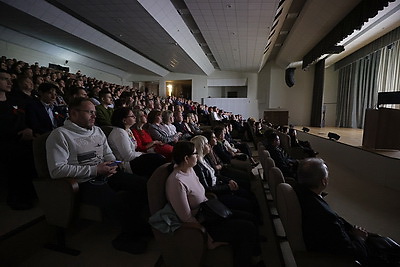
(285, 68), (295, 87)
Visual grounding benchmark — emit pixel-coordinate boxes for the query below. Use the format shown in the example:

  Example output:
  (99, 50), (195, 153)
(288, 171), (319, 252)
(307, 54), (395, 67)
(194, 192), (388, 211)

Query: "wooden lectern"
(362, 108), (400, 150)
(263, 109), (289, 126)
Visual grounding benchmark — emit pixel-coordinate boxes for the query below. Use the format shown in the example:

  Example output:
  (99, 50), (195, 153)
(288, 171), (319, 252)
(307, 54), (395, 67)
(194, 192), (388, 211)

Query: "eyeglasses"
(76, 109), (97, 115)
(126, 115), (135, 118)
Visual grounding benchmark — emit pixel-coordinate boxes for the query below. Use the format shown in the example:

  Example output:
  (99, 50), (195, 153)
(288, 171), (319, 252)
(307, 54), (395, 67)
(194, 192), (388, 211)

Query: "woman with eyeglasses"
(166, 141), (264, 267)
(108, 107), (166, 178)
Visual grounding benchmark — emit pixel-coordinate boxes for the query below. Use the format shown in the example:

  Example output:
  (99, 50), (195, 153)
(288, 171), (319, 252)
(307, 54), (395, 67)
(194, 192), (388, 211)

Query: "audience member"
(295, 158), (400, 266)
(166, 141), (264, 267)
(264, 132), (298, 178)
(147, 109), (181, 145)
(26, 82), (67, 135)
(46, 97), (150, 254)
(191, 135), (260, 219)
(288, 128), (318, 157)
(108, 107), (166, 178)
(131, 110), (173, 161)
(173, 110), (194, 140)
(0, 69), (36, 210)
(95, 90), (114, 126)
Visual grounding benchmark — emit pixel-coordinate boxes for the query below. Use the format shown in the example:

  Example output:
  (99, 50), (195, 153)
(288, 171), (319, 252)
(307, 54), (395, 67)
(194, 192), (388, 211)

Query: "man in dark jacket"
(294, 158), (380, 265)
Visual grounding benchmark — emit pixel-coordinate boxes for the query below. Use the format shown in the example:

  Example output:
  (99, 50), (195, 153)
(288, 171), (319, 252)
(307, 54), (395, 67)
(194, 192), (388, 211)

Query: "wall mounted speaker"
(285, 68), (295, 87)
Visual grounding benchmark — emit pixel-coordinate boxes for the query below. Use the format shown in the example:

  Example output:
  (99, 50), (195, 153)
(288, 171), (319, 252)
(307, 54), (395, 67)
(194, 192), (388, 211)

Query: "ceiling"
(1, 0), (399, 77)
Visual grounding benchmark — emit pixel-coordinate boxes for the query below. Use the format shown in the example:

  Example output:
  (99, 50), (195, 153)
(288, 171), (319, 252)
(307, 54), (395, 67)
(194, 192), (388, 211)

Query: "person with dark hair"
(12, 75), (35, 103)
(288, 128), (318, 157)
(173, 110), (194, 140)
(131, 109), (173, 161)
(67, 86), (88, 103)
(95, 90), (114, 126)
(25, 82), (67, 135)
(46, 98), (150, 254)
(264, 132), (298, 178)
(295, 158), (400, 266)
(202, 129), (252, 191)
(224, 123), (259, 167)
(147, 109), (181, 145)
(166, 141), (264, 267)
(107, 107), (166, 178)
(0, 69), (36, 210)
(213, 126), (253, 168)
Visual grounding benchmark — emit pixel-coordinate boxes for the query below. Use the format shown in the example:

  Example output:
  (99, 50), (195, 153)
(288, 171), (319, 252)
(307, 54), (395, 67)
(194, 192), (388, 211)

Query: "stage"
(295, 126), (400, 159)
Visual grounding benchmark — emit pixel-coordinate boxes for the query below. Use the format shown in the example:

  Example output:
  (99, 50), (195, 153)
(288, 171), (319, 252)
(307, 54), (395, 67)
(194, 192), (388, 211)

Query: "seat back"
(268, 167), (285, 202)
(257, 142), (266, 157)
(32, 132), (52, 180)
(277, 131), (291, 155)
(147, 163), (173, 215)
(276, 183), (306, 251)
(263, 157), (275, 182)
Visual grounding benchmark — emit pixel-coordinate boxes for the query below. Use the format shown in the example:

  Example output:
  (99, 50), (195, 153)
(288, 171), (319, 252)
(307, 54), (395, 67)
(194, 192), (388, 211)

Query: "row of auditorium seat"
(256, 142), (358, 267)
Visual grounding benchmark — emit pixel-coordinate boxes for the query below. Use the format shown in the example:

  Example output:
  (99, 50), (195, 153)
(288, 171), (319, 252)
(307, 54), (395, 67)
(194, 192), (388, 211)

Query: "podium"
(263, 109), (289, 126)
(362, 108), (400, 150)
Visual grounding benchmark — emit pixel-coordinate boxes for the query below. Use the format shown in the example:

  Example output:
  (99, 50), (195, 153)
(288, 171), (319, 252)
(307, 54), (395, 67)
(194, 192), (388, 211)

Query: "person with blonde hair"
(191, 135), (260, 219)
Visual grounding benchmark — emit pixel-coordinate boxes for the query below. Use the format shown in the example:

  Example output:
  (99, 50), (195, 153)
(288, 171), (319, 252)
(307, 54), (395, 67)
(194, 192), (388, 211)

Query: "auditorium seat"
(32, 132), (102, 255)
(147, 163), (233, 267)
(276, 183), (358, 267)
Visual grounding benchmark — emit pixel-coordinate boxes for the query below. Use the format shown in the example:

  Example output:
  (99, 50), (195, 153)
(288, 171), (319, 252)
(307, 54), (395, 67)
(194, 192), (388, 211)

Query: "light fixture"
(167, 84), (173, 96)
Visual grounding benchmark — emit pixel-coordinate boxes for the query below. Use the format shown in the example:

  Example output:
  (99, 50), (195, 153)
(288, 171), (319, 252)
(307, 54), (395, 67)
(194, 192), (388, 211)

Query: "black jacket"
(294, 184), (368, 262)
(193, 161), (230, 194)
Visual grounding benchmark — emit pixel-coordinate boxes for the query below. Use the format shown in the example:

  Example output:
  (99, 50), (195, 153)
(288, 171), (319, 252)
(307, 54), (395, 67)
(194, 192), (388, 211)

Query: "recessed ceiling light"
(226, 4), (233, 8)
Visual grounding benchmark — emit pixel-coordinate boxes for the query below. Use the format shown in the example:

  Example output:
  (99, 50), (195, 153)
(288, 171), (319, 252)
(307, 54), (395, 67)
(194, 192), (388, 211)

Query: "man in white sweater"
(46, 97), (149, 254)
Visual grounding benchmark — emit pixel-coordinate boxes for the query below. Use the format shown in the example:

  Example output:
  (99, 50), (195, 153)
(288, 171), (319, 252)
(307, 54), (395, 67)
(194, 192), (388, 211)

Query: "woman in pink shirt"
(166, 141), (264, 267)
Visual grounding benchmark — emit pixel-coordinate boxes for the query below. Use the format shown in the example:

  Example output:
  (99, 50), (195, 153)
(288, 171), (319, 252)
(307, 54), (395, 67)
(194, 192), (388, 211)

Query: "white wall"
(258, 61), (315, 126)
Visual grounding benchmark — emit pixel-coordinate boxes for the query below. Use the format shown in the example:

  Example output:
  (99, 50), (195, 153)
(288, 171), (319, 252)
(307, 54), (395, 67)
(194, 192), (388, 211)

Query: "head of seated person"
(111, 107), (135, 130)
(68, 97), (96, 130)
(266, 132), (280, 148)
(297, 158), (328, 195)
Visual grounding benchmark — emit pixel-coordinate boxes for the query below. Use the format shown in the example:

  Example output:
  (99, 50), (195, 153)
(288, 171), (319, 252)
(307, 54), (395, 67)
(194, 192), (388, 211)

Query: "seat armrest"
(33, 178), (80, 228)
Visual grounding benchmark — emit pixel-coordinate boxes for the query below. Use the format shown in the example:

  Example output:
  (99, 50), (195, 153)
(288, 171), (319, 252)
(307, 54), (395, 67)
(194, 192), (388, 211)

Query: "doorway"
(166, 80), (192, 99)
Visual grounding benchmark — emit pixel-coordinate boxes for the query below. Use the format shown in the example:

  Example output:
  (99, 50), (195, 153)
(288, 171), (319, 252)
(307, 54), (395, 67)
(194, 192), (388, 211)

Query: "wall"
(323, 66), (339, 126)
(258, 61), (315, 126)
(0, 40), (130, 85)
(128, 70), (260, 118)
